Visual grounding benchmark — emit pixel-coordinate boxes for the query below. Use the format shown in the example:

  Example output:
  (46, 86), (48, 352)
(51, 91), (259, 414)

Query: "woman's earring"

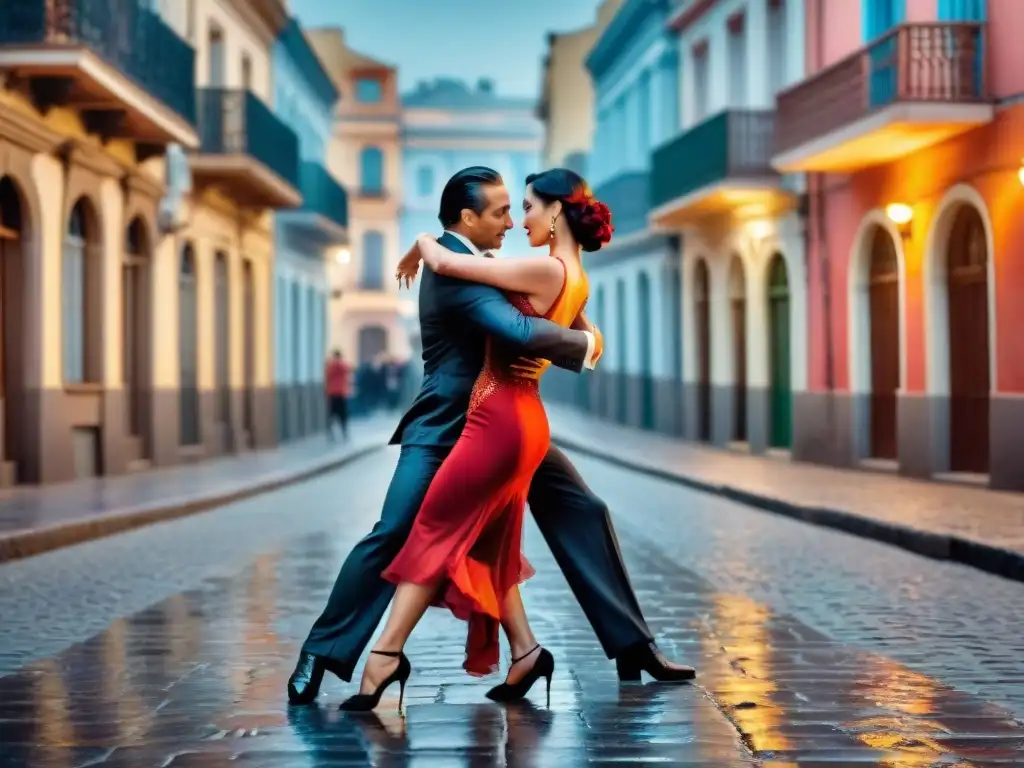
(549, 218), (557, 240)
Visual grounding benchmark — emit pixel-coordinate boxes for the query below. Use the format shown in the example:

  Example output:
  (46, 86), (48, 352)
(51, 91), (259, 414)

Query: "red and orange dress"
(381, 258), (589, 676)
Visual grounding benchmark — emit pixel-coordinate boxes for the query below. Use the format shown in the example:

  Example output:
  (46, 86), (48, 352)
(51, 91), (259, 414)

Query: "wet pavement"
(0, 416), (395, 563)
(1, 446), (1023, 765)
(547, 404), (1024, 560)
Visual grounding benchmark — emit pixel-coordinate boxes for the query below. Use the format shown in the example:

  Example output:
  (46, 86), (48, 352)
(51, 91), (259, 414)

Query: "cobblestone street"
(1, 445), (1023, 766)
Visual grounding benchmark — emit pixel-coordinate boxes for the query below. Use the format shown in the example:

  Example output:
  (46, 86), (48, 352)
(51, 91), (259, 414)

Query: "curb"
(0, 443), (387, 565)
(551, 434), (1024, 585)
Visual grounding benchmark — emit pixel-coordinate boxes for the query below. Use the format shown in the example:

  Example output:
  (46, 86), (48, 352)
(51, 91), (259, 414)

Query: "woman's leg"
(500, 586), (543, 684)
(357, 581), (434, 694)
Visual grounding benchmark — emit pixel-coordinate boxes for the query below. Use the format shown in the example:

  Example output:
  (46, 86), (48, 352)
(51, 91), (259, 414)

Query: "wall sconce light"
(747, 219), (772, 241)
(333, 247), (351, 265)
(1018, 159), (1024, 186)
(885, 203), (913, 238)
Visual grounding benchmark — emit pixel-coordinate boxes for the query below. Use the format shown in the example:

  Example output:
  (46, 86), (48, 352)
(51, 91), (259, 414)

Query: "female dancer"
(339, 168), (614, 712)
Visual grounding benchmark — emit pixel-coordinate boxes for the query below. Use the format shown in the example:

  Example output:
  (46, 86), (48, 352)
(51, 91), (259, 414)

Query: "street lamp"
(885, 203), (913, 239)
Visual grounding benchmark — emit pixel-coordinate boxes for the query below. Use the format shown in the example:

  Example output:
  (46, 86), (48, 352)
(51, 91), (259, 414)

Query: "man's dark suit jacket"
(390, 232), (589, 446)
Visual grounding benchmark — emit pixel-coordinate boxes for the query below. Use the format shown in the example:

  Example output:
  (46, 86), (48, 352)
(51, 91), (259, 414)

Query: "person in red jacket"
(324, 349), (351, 440)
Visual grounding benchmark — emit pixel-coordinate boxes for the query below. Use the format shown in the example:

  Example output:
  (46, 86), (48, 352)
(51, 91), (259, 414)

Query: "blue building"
(401, 77), (544, 272)
(272, 19), (347, 441)
(545, 0), (684, 435)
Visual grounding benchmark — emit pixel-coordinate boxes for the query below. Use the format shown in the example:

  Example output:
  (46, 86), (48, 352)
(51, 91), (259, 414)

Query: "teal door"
(767, 255), (792, 448)
(637, 273), (654, 429)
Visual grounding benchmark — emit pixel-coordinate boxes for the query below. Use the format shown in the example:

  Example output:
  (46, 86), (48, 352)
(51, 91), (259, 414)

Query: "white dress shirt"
(441, 231), (597, 369)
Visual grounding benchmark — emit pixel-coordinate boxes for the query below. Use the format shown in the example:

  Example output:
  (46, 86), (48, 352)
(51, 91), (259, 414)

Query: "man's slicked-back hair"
(438, 166), (503, 228)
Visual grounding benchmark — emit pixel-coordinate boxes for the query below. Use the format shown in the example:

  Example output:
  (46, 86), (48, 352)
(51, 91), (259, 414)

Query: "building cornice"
(228, 0), (288, 47)
(666, 0), (716, 33)
(0, 100), (63, 154)
(586, 0), (668, 80)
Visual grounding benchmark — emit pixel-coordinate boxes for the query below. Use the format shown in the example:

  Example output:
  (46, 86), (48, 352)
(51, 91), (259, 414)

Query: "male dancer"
(289, 167), (694, 704)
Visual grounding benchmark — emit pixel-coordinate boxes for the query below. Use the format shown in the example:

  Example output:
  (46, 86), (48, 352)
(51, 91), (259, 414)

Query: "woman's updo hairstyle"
(525, 168), (614, 252)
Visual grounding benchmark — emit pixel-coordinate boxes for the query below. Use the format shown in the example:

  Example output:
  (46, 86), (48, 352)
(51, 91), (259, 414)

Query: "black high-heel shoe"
(339, 650), (411, 713)
(485, 645), (554, 706)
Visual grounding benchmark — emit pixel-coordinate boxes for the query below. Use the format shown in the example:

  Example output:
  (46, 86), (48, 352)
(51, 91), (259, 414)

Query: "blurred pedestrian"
(324, 349), (351, 441)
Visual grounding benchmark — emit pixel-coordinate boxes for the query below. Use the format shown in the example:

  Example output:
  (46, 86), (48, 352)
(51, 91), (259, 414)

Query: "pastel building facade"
(544, 0), (686, 434)
(538, 0), (625, 173)
(649, 0), (807, 453)
(0, 0), (297, 485)
(307, 28), (410, 368)
(776, 0), (1024, 490)
(400, 78), (545, 370)
(272, 19), (346, 441)
(158, 0), (297, 460)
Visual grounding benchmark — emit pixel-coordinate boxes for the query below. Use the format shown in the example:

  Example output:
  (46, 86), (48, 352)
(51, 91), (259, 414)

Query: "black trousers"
(302, 443), (652, 679)
(327, 396), (348, 436)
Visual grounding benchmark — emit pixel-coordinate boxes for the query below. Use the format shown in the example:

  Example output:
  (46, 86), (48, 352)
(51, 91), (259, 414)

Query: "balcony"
(191, 88), (301, 209)
(277, 162), (349, 245)
(594, 171), (650, 238)
(773, 23), (991, 173)
(0, 0), (197, 148)
(649, 110), (793, 228)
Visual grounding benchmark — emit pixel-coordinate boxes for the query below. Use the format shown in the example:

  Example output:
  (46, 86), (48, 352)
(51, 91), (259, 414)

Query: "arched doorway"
(728, 255), (746, 442)
(637, 271), (654, 429)
(946, 205), (989, 473)
(290, 281), (303, 437)
(213, 251), (231, 447)
(123, 218), (150, 457)
(615, 278), (627, 425)
(667, 260), (683, 435)
(358, 324), (388, 364)
(63, 198), (101, 384)
(867, 226), (900, 459)
(0, 176), (28, 480)
(767, 253), (792, 448)
(178, 244), (201, 446)
(694, 259), (711, 442)
(241, 259), (255, 446)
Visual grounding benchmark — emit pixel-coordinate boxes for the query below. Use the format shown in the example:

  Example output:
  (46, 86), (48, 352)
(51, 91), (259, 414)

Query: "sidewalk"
(0, 415), (395, 564)
(546, 404), (1024, 582)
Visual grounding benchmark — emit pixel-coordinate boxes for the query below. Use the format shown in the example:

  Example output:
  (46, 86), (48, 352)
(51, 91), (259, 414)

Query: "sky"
(289, 0), (603, 98)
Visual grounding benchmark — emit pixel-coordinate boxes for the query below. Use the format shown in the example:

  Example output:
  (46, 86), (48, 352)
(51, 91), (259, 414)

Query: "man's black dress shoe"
(615, 641), (696, 683)
(288, 651), (327, 705)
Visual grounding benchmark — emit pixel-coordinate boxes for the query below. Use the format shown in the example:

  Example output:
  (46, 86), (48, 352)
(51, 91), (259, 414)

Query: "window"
(767, 0), (788, 96)
(727, 13), (747, 107)
(692, 43), (709, 123)
(937, 0), (984, 19)
(361, 231), (385, 290)
(863, 0), (905, 41)
(360, 146), (384, 194)
(241, 53), (252, 91)
(63, 201), (88, 383)
(356, 78), (383, 103)
(208, 26), (224, 86)
(416, 166), (434, 197)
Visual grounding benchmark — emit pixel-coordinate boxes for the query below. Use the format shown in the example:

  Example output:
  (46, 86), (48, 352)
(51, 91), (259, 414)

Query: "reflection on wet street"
(1, 449), (1023, 765)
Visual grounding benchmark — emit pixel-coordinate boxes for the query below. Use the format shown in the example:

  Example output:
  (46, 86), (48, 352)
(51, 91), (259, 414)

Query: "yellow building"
(0, 0), (295, 485)
(538, 0), (624, 172)
(307, 28), (411, 366)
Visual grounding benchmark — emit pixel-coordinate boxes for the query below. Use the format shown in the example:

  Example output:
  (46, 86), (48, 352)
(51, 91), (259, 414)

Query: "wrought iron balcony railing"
(196, 88), (300, 190)
(299, 162), (348, 229)
(650, 110), (776, 209)
(0, 0), (196, 124)
(594, 170), (649, 237)
(774, 23), (987, 158)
